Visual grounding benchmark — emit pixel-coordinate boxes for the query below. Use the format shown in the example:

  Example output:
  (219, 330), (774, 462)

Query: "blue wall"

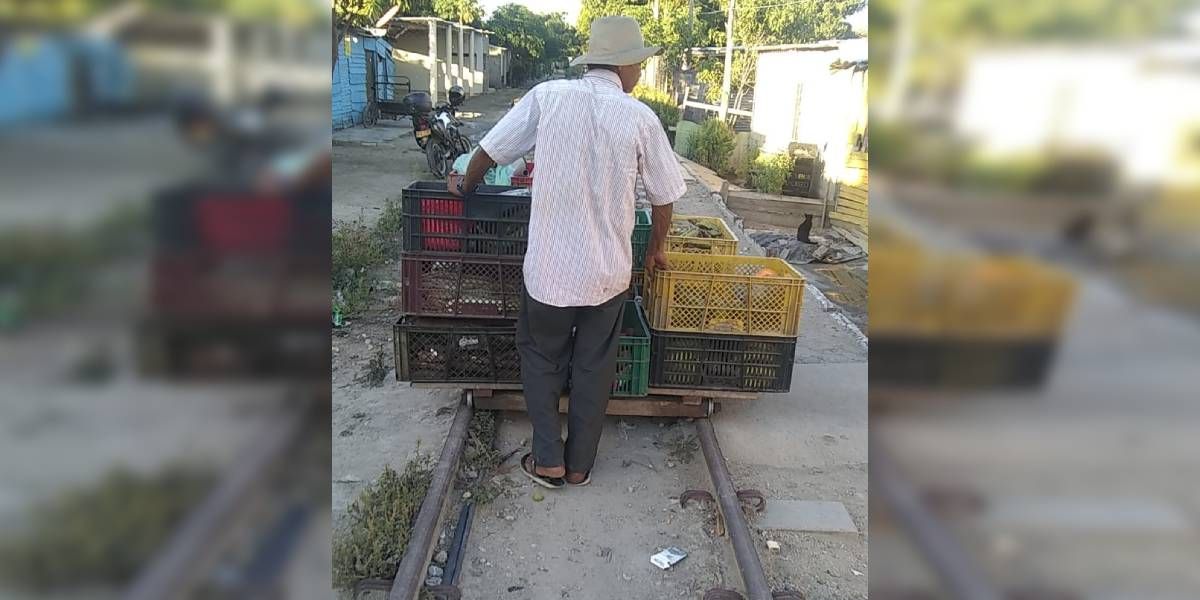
(0, 34), (134, 127)
(332, 35), (395, 130)
(71, 37), (136, 108)
(0, 35), (72, 126)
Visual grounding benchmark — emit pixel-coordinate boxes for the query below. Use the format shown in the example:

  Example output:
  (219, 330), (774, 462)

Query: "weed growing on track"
(333, 455), (433, 589)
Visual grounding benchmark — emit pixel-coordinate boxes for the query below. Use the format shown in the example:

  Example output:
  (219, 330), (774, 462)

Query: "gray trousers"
(517, 289), (625, 474)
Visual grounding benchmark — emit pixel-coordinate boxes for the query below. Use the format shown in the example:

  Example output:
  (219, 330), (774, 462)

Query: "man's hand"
(646, 247), (670, 273)
(647, 203), (674, 274)
(447, 172), (464, 197)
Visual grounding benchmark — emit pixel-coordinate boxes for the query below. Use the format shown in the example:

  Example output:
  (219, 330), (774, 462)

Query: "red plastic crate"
(401, 181), (531, 257)
(510, 160), (534, 188)
(418, 197), (465, 251)
(194, 194), (290, 253)
(402, 253), (524, 319)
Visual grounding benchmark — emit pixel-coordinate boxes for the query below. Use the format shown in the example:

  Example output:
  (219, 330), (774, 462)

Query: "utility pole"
(653, 0), (660, 20)
(882, 0), (920, 121)
(684, 0), (693, 70)
(718, 0), (735, 121)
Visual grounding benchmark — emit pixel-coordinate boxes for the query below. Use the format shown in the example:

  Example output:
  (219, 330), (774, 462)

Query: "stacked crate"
(630, 208), (652, 294)
(643, 216), (805, 393)
(393, 181), (530, 384)
(393, 181), (652, 396)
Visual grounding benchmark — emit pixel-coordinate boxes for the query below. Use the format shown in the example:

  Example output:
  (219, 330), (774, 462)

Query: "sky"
(480, 0), (584, 27)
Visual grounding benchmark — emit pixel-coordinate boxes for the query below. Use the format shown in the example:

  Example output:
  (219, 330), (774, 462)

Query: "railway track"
(380, 388), (803, 600)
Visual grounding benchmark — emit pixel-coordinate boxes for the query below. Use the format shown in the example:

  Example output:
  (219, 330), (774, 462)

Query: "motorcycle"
(400, 86), (470, 177)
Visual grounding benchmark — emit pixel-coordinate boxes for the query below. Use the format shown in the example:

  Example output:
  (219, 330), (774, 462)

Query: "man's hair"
(586, 64), (621, 73)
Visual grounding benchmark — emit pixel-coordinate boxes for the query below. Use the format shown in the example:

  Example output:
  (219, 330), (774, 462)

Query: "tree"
(487, 4), (581, 84)
(433, 0), (484, 26)
(577, 0), (862, 117)
(871, 0), (1196, 112)
(696, 0), (864, 111)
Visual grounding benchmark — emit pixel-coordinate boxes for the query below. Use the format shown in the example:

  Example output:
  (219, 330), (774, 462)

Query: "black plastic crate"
(869, 337), (1058, 389)
(650, 330), (796, 392)
(401, 253), (524, 319)
(394, 318), (520, 383)
(401, 181), (531, 256)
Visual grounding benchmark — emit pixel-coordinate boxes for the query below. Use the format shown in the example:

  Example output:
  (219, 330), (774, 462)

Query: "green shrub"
(0, 465), (213, 590)
(750, 152), (794, 195)
(332, 220), (383, 317)
(373, 197), (404, 256)
(691, 119), (735, 176)
(333, 458), (434, 589)
(632, 85), (680, 131)
(731, 133), (762, 184)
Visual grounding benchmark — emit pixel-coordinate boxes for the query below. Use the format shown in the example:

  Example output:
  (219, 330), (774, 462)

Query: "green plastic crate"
(631, 208), (652, 271)
(613, 300), (650, 397)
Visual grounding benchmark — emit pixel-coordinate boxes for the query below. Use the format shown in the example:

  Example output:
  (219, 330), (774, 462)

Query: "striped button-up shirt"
(479, 70), (687, 307)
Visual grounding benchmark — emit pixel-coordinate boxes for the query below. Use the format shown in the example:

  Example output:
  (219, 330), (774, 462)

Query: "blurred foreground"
(0, 1), (331, 598)
(870, 0), (1200, 598)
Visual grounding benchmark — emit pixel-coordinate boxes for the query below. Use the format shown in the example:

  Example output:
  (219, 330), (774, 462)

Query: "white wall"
(750, 40), (868, 197)
(955, 43), (1200, 185)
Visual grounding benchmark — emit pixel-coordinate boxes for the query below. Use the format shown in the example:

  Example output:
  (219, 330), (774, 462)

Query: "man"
(449, 16), (686, 488)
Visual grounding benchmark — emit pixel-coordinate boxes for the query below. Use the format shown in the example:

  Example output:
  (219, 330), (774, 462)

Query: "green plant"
(356, 344), (389, 387)
(458, 410), (509, 505)
(373, 197), (404, 256)
(332, 220), (383, 317)
(333, 457), (434, 589)
(0, 201), (149, 329)
(632, 85), (680, 131)
(750, 152), (794, 195)
(732, 133), (763, 184)
(691, 118), (735, 176)
(0, 465), (214, 590)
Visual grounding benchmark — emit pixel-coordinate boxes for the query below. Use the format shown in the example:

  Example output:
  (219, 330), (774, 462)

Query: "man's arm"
(451, 90), (540, 197)
(638, 110), (688, 272)
(647, 203), (673, 272)
(456, 148), (496, 196)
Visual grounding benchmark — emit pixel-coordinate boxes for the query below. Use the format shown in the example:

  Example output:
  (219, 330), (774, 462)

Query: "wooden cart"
(410, 383), (757, 419)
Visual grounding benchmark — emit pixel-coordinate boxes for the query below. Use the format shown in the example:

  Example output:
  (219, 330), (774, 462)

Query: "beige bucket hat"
(570, 16), (661, 67)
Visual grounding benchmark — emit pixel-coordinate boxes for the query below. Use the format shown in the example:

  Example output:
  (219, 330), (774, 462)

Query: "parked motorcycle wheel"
(426, 137), (449, 178)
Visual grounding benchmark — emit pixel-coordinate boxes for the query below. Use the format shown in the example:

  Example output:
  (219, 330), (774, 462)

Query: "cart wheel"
(363, 105), (380, 127)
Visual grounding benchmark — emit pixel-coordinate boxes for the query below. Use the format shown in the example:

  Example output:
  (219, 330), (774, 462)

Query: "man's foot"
(521, 453), (565, 489)
(565, 471), (591, 486)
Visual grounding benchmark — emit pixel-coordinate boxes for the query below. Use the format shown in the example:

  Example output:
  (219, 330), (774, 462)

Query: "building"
(487, 44), (511, 90)
(954, 39), (1200, 187)
(103, 7), (327, 105)
(331, 32), (396, 130)
(374, 17), (499, 104)
(0, 32), (135, 126)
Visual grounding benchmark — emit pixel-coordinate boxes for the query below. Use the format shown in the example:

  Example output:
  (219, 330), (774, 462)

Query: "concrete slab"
(757, 500), (859, 533)
(715, 362), (868, 470)
(982, 496), (1192, 533)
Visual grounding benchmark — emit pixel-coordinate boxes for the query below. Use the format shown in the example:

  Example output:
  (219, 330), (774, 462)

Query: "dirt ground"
(333, 90), (524, 226)
(332, 93), (868, 600)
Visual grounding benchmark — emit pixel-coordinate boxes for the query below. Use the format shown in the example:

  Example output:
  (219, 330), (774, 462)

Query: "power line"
(698, 0), (809, 15)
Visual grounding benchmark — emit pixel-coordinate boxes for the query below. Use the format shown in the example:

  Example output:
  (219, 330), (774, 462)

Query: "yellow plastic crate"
(645, 253), (805, 337)
(667, 215), (739, 255)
